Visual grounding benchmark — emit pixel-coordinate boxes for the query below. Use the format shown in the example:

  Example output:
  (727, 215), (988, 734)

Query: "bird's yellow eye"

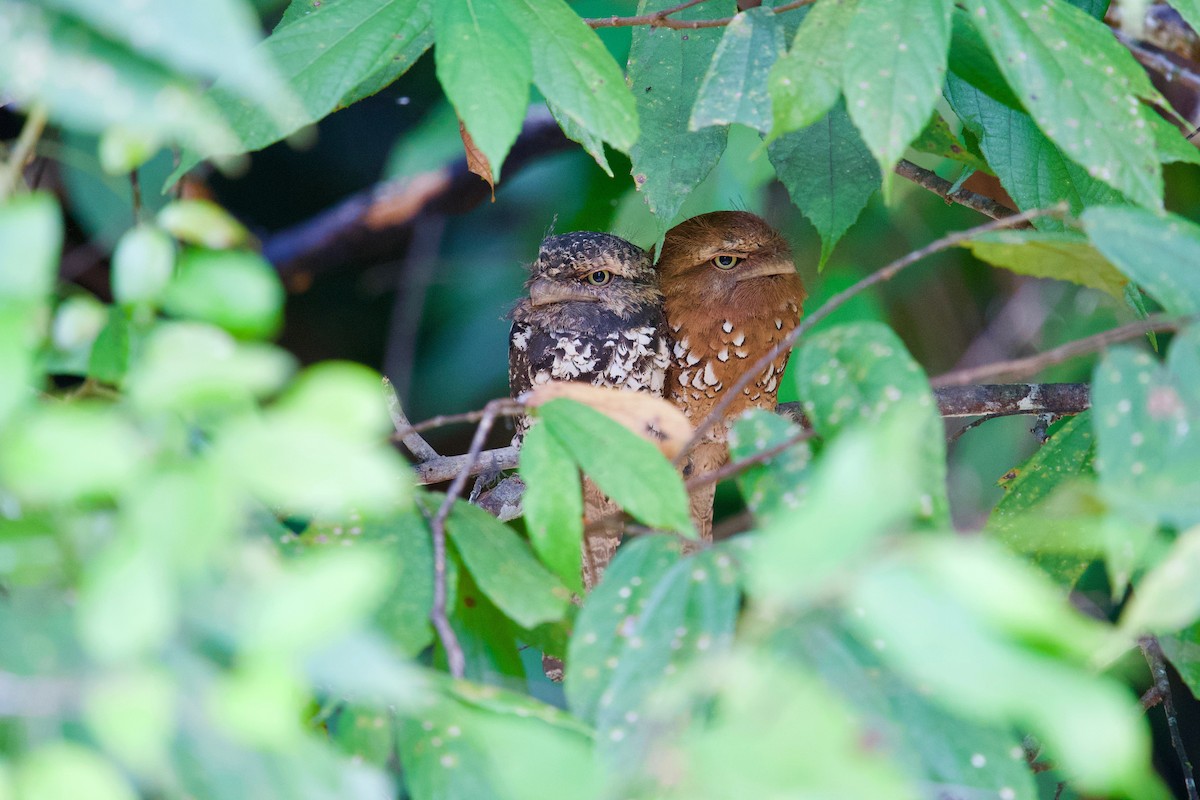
(712, 255), (741, 270)
(586, 270), (613, 286)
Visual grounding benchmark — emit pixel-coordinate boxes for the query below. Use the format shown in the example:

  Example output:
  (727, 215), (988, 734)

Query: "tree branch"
(1140, 636), (1200, 800)
(0, 104), (48, 200)
(894, 159), (1018, 221)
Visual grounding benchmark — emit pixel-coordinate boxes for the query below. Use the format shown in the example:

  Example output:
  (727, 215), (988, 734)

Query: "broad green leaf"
(945, 73), (1123, 231)
(572, 540), (741, 767)
(173, 0), (432, 178)
(728, 408), (812, 522)
(628, 0), (732, 232)
(538, 399), (694, 536)
(0, 4), (236, 156)
(0, 193), (62, 301)
(780, 616), (1037, 800)
(850, 541), (1162, 798)
(1091, 331), (1200, 528)
(946, 7), (1023, 110)
(796, 322), (948, 525)
(690, 7), (785, 134)
(768, 100), (880, 268)
(843, 0), (953, 181)
(444, 499), (571, 629)
(962, 231), (1128, 298)
(547, 99), (613, 176)
(447, 567), (526, 682)
(1160, 622), (1200, 699)
(327, 704), (396, 769)
(163, 249), (284, 340)
(507, 0), (637, 154)
(112, 225), (176, 307)
(519, 423), (584, 594)
(1120, 525), (1200, 635)
(769, 0), (859, 134)
(962, 0), (1162, 208)
(909, 111), (989, 171)
(14, 743), (137, 800)
(434, 0), (530, 181)
(566, 535), (685, 723)
(1083, 206), (1200, 314)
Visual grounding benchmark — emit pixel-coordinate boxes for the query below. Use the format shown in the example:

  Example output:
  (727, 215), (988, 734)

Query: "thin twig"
(585, 0), (814, 29)
(396, 400), (524, 438)
(1140, 636), (1199, 800)
(383, 377), (439, 461)
(894, 159), (1018, 221)
(674, 204), (1068, 467)
(0, 105), (48, 200)
(130, 168), (142, 222)
(428, 399), (509, 679)
(685, 428), (813, 493)
(930, 315), (1188, 387)
(947, 413), (1005, 445)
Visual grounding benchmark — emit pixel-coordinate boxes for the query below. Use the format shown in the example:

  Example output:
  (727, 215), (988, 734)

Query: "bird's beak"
(529, 277), (597, 306)
(734, 257), (796, 282)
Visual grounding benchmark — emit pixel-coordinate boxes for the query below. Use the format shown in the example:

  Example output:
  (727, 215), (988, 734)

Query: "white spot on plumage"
(722, 320), (733, 333)
(731, 331), (745, 347)
(717, 348), (729, 361)
(703, 361), (718, 386)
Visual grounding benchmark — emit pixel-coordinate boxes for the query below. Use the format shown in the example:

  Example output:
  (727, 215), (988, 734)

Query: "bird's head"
(524, 231), (660, 316)
(657, 211), (805, 315)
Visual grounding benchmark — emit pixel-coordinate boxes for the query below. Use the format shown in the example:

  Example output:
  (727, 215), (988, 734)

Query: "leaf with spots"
(690, 6), (785, 134)
(328, 704), (398, 769)
(842, 0), (953, 184)
(1120, 525), (1200, 636)
(768, 100), (881, 269)
(961, 0), (1163, 209)
(945, 73), (1123, 231)
(443, 498), (572, 630)
(795, 322), (948, 526)
(1083, 206), (1200, 315)
(1091, 327), (1200, 529)
(627, 0), (733, 233)
(728, 408), (812, 523)
(434, 0), (531, 182)
(962, 230), (1128, 299)
(538, 399), (695, 537)
(768, 0), (859, 135)
(519, 423), (584, 595)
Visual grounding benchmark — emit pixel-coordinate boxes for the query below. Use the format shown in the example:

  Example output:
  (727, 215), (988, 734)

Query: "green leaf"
(627, 0), (732, 231)
(78, 545), (176, 663)
(945, 73), (1123, 230)
(111, 225), (176, 307)
(434, 0), (531, 181)
(690, 7), (785, 134)
(538, 399), (694, 536)
(1120, 525), (1200, 635)
(796, 322), (948, 525)
(14, 743), (137, 800)
(961, 0), (1163, 208)
(768, 100), (880, 268)
(546, 100), (613, 176)
(909, 111), (990, 171)
(519, 423), (584, 594)
(507, 0), (637, 154)
(728, 408), (812, 523)
(842, 0), (952, 181)
(1160, 621), (1200, 699)
(769, 0), (858, 134)
(163, 249), (284, 339)
(962, 230), (1128, 298)
(0, 4), (236, 155)
(1083, 206), (1200, 314)
(0, 193), (62, 302)
(946, 7), (1023, 110)
(443, 499), (571, 629)
(157, 199), (249, 249)
(83, 668), (175, 774)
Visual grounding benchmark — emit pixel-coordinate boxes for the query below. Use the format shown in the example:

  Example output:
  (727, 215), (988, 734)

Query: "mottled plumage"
(658, 211), (806, 541)
(509, 232), (671, 588)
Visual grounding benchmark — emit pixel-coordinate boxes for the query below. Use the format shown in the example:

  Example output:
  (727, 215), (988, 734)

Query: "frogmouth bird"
(658, 211), (806, 541)
(509, 231), (672, 588)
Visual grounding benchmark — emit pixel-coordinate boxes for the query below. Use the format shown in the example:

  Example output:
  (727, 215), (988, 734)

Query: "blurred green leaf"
(963, 230), (1128, 298)
(78, 545), (176, 663)
(163, 249), (284, 339)
(946, 73), (1122, 231)
(1160, 621), (1200, 699)
(208, 658), (308, 748)
(842, 0), (952, 183)
(796, 322), (948, 525)
(627, 0), (733, 233)
(14, 743), (137, 800)
(443, 498), (571, 629)
(768, 100), (880, 268)
(327, 704), (396, 769)
(538, 399), (694, 536)
(728, 408), (812, 522)
(690, 6), (784, 134)
(0, 193), (62, 301)
(112, 225), (176, 307)
(961, 0), (1162, 208)
(508, 0), (637, 153)
(1120, 525), (1200, 635)
(519, 423), (584, 594)
(122, 464), (238, 574)
(1083, 206), (1200, 314)
(50, 294), (107, 356)
(384, 101), (463, 180)
(83, 668), (175, 774)
(87, 308), (133, 385)
(157, 200), (249, 249)
(769, 0), (857, 134)
(434, 0), (530, 181)
(273, 362), (393, 439)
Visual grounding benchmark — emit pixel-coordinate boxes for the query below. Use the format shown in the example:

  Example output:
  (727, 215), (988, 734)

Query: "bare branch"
(894, 159), (1019, 222)
(413, 445), (520, 485)
(1140, 636), (1200, 800)
(0, 104), (48, 200)
(384, 377), (439, 461)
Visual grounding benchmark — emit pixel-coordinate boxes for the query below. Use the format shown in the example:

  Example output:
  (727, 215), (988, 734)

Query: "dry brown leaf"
(459, 120), (495, 201)
(524, 383), (693, 460)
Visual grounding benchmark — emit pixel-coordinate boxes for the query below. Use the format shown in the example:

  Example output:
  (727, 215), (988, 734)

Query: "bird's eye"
(712, 255), (741, 270)
(586, 270), (613, 286)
